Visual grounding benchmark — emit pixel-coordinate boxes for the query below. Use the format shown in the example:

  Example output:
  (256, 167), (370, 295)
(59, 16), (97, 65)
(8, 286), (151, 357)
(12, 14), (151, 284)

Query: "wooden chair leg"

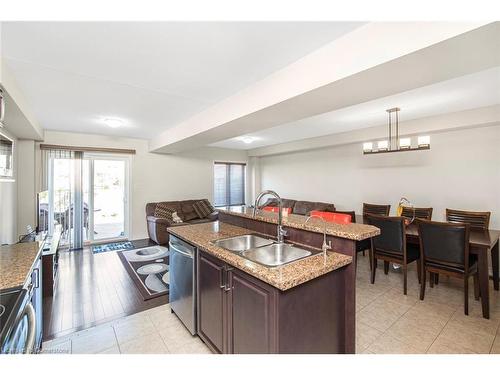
(473, 273), (480, 301)
(430, 272), (434, 288)
(368, 248), (373, 271)
(363, 250), (366, 256)
(417, 260), (422, 284)
(420, 265), (426, 300)
(384, 261), (389, 275)
(435, 274), (439, 285)
(403, 265), (408, 295)
(370, 250), (376, 284)
(464, 277), (469, 315)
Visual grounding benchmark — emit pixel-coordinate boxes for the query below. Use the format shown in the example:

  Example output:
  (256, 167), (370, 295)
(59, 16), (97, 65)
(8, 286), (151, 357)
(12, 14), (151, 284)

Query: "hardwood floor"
(43, 239), (167, 340)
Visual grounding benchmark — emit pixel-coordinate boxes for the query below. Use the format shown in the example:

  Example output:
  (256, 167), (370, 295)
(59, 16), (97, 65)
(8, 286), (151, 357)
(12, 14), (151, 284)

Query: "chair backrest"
(366, 214), (405, 255)
(417, 219), (470, 268)
(363, 203), (390, 216)
(401, 206), (433, 220)
(334, 210), (356, 223)
(446, 208), (490, 230)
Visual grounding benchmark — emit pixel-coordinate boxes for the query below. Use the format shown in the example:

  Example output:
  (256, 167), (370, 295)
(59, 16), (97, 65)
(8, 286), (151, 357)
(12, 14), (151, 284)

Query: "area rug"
(92, 241), (134, 254)
(117, 246), (170, 301)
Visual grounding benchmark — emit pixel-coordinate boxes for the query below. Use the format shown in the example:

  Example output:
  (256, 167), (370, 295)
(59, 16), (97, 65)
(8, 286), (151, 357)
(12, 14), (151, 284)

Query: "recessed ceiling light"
(103, 118), (123, 128)
(238, 136), (257, 144)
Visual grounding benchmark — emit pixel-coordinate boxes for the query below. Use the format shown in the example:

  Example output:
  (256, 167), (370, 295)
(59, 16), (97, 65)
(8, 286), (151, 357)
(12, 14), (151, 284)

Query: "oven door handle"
(23, 303), (36, 354)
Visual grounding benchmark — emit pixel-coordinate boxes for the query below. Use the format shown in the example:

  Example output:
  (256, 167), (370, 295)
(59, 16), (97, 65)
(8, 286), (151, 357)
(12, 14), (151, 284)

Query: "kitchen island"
(168, 209), (379, 354)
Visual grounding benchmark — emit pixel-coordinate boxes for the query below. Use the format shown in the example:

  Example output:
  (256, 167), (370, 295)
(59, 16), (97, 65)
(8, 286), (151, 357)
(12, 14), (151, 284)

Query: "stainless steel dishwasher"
(169, 235), (197, 335)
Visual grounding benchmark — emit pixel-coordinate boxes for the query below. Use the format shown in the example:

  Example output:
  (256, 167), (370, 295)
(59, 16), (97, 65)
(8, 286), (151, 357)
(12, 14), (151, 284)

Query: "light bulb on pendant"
(363, 142), (373, 153)
(377, 140), (389, 151)
(418, 135), (430, 148)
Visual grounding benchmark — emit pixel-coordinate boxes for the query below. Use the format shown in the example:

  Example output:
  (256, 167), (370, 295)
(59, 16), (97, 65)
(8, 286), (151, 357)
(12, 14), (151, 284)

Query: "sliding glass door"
(83, 154), (129, 243)
(48, 152), (74, 248)
(45, 150), (130, 249)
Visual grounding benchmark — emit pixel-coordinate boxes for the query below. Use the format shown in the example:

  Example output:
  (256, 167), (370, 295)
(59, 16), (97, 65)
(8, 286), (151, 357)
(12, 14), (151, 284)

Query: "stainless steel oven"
(1, 257), (42, 354)
(0, 288), (37, 354)
(169, 235), (196, 335)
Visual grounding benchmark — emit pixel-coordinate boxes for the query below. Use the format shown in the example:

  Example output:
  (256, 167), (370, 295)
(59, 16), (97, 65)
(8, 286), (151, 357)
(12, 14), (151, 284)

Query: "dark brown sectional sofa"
(146, 199), (218, 245)
(147, 197), (337, 245)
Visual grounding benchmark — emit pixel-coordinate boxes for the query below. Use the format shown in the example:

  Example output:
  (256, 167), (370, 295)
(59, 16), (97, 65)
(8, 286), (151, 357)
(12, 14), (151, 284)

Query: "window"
(213, 162), (246, 207)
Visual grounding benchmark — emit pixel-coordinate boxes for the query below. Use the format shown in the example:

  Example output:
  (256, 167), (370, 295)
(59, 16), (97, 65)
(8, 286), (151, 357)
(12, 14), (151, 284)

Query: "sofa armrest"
(146, 215), (172, 226)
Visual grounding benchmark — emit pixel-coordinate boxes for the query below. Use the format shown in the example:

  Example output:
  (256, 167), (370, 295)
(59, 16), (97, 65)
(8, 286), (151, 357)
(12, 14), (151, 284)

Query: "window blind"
(213, 162), (246, 207)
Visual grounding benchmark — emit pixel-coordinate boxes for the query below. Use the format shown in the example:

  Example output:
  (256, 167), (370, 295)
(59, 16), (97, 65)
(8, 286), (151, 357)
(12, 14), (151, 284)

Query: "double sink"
(211, 234), (320, 267)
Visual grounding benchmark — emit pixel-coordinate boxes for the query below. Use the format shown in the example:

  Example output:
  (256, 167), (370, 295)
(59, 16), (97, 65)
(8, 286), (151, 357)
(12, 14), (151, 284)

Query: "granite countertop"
(218, 206), (380, 241)
(168, 221), (352, 291)
(0, 241), (44, 290)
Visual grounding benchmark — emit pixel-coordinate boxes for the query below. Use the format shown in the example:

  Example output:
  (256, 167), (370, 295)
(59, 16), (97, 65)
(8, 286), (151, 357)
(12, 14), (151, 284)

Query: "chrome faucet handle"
(322, 240), (332, 251)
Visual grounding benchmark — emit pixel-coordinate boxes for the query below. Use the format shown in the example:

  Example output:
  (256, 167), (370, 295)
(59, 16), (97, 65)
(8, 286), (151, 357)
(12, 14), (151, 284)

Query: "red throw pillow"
(309, 210), (352, 224)
(262, 206), (292, 214)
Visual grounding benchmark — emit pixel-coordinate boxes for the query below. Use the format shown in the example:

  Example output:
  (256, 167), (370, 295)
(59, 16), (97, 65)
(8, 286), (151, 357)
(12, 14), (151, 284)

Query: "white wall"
(16, 139), (35, 236)
(38, 131), (248, 240)
(0, 128), (17, 244)
(258, 124), (500, 228)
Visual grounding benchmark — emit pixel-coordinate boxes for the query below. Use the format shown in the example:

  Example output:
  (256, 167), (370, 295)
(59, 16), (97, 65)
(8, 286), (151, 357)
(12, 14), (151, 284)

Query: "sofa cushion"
(293, 201), (334, 216)
(154, 203), (176, 224)
(262, 198), (296, 209)
(193, 199), (215, 219)
(202, 199), (215, 213)
(180, 201), (199, 221)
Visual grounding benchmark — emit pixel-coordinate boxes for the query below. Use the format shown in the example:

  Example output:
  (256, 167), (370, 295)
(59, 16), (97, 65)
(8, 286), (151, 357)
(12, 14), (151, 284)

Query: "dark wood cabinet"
(228, 268), (277, 353)
(197, 251), (226, 353)
(197, 251), (277, 354)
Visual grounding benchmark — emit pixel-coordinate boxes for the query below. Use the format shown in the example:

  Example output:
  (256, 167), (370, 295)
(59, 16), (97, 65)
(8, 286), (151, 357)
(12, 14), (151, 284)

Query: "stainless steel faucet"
(253, 190), (287, 243)
(304, 214), (332, 255)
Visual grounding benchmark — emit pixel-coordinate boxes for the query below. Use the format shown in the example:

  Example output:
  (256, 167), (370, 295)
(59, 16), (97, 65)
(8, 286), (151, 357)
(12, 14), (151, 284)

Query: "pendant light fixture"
(363, 107), (431, 154)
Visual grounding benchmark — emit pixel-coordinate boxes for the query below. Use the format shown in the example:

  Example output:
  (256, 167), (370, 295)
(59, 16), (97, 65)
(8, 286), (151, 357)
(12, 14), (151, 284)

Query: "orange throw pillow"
(309, 211), (352, 224)
(262, 206), (292, 214)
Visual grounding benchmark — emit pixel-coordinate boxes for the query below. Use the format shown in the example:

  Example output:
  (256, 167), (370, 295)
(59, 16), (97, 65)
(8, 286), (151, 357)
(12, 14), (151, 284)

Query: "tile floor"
(41, 255), (500, 354)
(41, 304), (211, 354)
(356, 254), (500, 354)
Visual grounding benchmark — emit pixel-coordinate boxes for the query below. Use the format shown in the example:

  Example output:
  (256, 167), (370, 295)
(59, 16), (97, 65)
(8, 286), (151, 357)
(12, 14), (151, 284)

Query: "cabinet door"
(228, 269), (276, 354)
(197, 251), (225, 353)
(31, 256), (43, 350)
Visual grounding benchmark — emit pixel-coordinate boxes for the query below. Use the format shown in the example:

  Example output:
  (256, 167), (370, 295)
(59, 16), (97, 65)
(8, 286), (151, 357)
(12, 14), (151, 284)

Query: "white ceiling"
(1, 21), (364, 138)
(212, 67), (500, 149)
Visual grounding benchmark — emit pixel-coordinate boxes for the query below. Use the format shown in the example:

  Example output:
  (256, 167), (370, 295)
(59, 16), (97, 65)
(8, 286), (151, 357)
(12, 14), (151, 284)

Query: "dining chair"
(363, 203), (391, 217)
(359, 204), (391, 261)
(366, 214), (420, 295)
(446, 208), (491, 230)
(400, 206), (435, 282)
(401, 206), (433, 221)
(417, 219), (479, 315)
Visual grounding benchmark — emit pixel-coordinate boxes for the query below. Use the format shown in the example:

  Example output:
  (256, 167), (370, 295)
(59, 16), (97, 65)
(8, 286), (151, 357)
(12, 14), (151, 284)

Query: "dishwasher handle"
(169, 243), (194, 259)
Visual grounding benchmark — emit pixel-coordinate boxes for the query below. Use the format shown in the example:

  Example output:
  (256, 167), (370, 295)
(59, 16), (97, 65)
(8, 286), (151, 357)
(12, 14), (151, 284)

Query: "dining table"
(356, 215), (500, 319)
